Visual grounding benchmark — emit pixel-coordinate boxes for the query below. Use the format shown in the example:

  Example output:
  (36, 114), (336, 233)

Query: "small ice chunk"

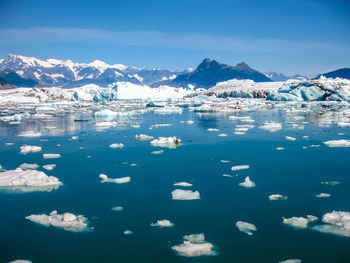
(135, 134), (154, 141)
(71, 136), (78, 140)
(259, 122), (282, 132)
(323, 139), (350, 147)
(278, 260), (302, 263)
(5, 142), (14, 146)
(172, 233), (216, 257)
(269, 194), (288, 201)
(18, 163), (39, 170)
(231, 165), (250, 171)
(282, 215), (317, 229)
(150, 137), (181, 149)
(124, 230), (133, 235)
(151, 150), (164, 155)
(20, 145), (42, 154)
(149, 123), (172, 129)
(236, 221), (257, 235)
(187, 120), (194, 124)
(312, 211), (350, 237)
(43, 153), (61, 159)
(109, 143), (124, 149)
(276, 147), (285, 150)
(174, 182), (193, 187)
(233, 132), (245, 135)
(286, 136), (296, 141)
(172, 189), (200, 200)
(42, 164), (56, 170)
(207, 128), (219, 132)
(8, 260), (32, 263)
(218, 133), (228, 137)
(220, 160), (231, 163)
(99, 174), (130, 184)
(111, 206), (124, 212)
(321, 181), (340, 186)
(18, 131), (42, 137)
(151, 219), (174, 228)
(223, 174), (234, 177)
(94, 109), (119, 117)
(239, 176), (255, 188)
(316, 193), (331, 198)
(26, 210), (91, 232)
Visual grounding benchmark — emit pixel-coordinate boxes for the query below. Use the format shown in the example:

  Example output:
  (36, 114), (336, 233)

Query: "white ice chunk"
(18, 131), (42, 137)
(8, 260), (32, 263)
(173, 182), (193, 187)
(150, 137), (181, 149)
(269, 194), (288, 201)
(278, 260), (302, 263)
(172, 233), (216, 257)
(109, 143), (124, 149)
(111, 206), (124, 211)
(236, 221), (257, 235)
(26, 210), (91, 232)
(94, 109), (119, 117)
(231, 165), (250, 171)
(42, 164), (56, 170)
(312, 211), (350, 237)
(238, 176), (255, 188)
(207, 128), (219, 132)
(135, 134), (154, 141)
(276, 147), (285, 150)
(43, 153), (61, 159)
(18, 163), (39, 170)
(259, 121), (282, 132)
(323, 139), (350, 147)
(151, 219), (174, 228)
(151, 150), (164, 155)
(283, 215), (317, 229)
(124, 230), (133, 235)
(316, 193), (331, 198)
(218, 133), (228, 137)
(172, 189), (200, 200)
(99, 174), (130, 184)
(20, 145), (42, 154)
(286, 136), (296, 141)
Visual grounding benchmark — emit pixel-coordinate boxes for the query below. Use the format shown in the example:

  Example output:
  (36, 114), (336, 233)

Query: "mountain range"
(316, 68), (350, 80)
(264, 72), (308, 82)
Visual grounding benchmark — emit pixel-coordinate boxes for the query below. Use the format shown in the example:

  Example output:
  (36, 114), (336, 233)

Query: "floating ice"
(20, 145), (42, 154)
(316, 193), (331, 198)
(71, 136), (78, 140)
(135, 134), (154, 141)
(312, 211), (350, 237)
(8, 260), (32, 263)
(223, 174), (234, 177)
(109, 143), (124, 149)
(149, 123), (172, 129)
(282, 215), (318, 229)
(154, 107), (183, 114)
(321, 181), (340, 186)
(151, 150), (164, 155)
(286, 136), (296, 141)
(276, 147), (285, 150)
(218, 133), (228, 137)
(94, 109), (119, 118)
(18, 131), (42, 137)
(5, 142), (14, 146)
(172, 189), (200, 200)
(236, 221), (257, 235)
(151, 219), (174, 228)
(239, 176), (255, 188)
(95, 121), (118, 128)
(174, 182), (193, 187)
(26, 210), (91, 232)
(99, 174), (130, 184)
(18, 163), (39, 170)
(278, 259), (302, 263)
(259, 121), (282, 132)
(150, 137), (181, 149)
(269, 194), (288, 201)
(124, 230), (133, 235)
(42, 164), (56, 170)
(0, 169), (62, 192)
(231, 165), (250, 171)
(207, 128), (219, 132)
(323, 139), (350, 147)
(220, 160), (231, 163)
(111, 206), (124, 212)
(187, 120), (194, 124)
(43, 153), (61, 159)
(338, 122), (350, 127)
(172, 233), (216, 257)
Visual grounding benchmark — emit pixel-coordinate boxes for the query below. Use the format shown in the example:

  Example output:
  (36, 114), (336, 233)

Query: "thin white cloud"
(0, 27), (349, 54)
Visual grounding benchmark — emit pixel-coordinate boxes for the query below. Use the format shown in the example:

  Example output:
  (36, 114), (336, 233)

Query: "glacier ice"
(282, 215), (318, 229)
(151, 150), (164, 155)
(150, 137), (181, 149)
(18, 163), (40, 170)
(111, 206), (124, 212)
(99, 174), (130, 184)
(323, 139), (350, 147)
(43, 153), (61, 159)
(124, 230), (133, 235)
(20, 145), (42, 154)
(286, 136), (296, 141)
(312, 211), (350, 237)
(171, 189), (200, 200)
(172, 233), (216, 257)
(42, 164), (56, 170)
(18, 131), (42, 137)
(236, 221), (257, 235)
(278, 260), (302, 263)
(238, 176), (255, 188)
(150, 219), (174, 228)
(26, 210), (91, 232)
(231, 165), (250, 171)
(173, 182), (193, 187)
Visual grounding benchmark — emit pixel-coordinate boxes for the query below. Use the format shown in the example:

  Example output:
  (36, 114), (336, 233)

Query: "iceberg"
(154, 107), (183, 114)
(150, 137), (181, 149)
(43, 153), (61, 159)
(172, 233), (216, 257)
(269, 194), (288, 201)
(94, 109), (119, 118)
(26, 210), (91, 232)
(312, 211), (350, 237)
(151, 150), (164, 155)
(150, 219), (174, 228)
(18, 131), (42, 137)
(282, 215), (318, 229)
(238, 176), (255, 188)
(20, 145), (42, 154)
(316, 193), (331, 198)
(135, 134), (154, 141)
(109, 143), (124, 149)
(18, 163), (40, 170)
(42, 164), (56, 170)
(99, 174), (130, 184)
(259, 121), (282, 132)
(236, 221), (257, 235)
(0, 169), (62, 192)
(286, 136), (296, 141)
(173, 182), (193, 187)
(8, 260), (32, 263)
(171, 189), (200, 200)
(323, 139), (350, 147)
(124, 230), (133, 235)
(111, 206), (124, 211)
(231, 165), (250, 171)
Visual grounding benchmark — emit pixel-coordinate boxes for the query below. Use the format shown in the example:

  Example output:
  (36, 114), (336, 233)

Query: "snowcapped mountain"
(265, 71), (308, 81)
(0, 54), (188, 88)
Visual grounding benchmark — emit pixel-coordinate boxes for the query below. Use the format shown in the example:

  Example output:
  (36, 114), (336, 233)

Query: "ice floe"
(269, 194), (288, 201)
(238, 176), (255, 188)
(124, 230), (133, 235)
(276, 147), (285, 150)
(20, 145), (42, 154)
(171, 189), (200, 200)
(42, 164), (56, 170)
(8, 260), (32, 263)
(283, 215), (318, 229)
(278, 259), (302, 263)
(316, 193), (331, 198)
(109, 143), (124, 149)
(173, 182), (193, 187)
(135, 134), (154, 141)
(151, 150), (164, 155)
(323, 139), (350, 147)
(207, 128), (219, 132)
(150, 219), (174, 228)
(99, 174), (131, 184)
(312, 211), (350, 237)
(236, 221), (257, 235)
(259, 121), (282, 132)
(231, 165), (250, 171)
(18, 163), (39, 170)
(0, 169), (62, 192)
(18, 131), (42, 137)
(26, 210), (91, 232)
(43, 153), (61, 159)
(172, 233), (216, 257)
(111, 206), (124, 212)
(150, 137), (181, 149)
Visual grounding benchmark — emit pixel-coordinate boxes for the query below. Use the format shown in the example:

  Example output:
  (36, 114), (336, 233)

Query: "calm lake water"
(0, 108), (349, 263)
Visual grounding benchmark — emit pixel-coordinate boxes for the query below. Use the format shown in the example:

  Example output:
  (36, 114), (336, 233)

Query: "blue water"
(0, 109), (350, 262)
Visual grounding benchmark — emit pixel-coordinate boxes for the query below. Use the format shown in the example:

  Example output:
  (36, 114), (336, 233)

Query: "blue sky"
(0, 0), (349, 76)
